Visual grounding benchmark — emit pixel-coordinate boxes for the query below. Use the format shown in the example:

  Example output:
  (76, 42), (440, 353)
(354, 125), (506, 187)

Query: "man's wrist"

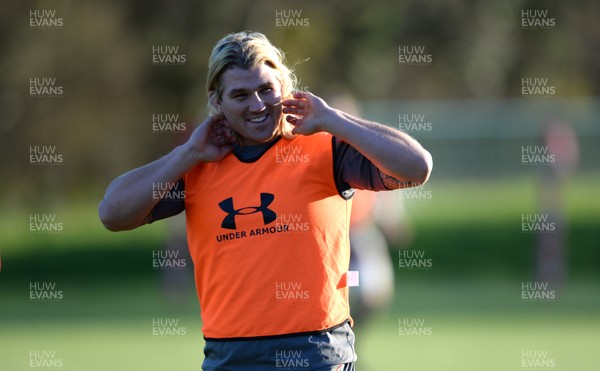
(319, 108), (346, 136)
(322, 108), (354, 139)
(175, 142), (204, 166)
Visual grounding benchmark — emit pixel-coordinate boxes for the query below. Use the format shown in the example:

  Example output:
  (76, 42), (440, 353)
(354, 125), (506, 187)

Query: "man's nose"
(248, 92), (266, 112)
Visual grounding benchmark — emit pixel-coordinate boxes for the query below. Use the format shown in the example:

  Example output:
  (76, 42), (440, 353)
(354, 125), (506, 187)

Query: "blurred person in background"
(331, 95), (414, 369)
(537, 120), (579, 289)
(99, 30), (432, 370)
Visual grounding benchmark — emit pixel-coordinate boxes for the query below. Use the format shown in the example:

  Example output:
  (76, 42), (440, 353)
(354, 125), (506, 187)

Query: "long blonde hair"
(206, 31), (297, 138)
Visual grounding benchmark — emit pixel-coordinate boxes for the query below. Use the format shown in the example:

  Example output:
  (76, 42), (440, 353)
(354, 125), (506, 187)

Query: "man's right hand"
(186, 114), (236, 163)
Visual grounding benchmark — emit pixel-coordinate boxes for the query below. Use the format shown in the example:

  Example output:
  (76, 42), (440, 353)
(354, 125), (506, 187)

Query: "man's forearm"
(324, 109), (432, 185)
(98, 143), (201, 231)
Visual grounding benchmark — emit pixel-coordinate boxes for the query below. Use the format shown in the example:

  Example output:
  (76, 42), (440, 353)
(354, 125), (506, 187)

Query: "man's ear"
(208, 91), (222, 113)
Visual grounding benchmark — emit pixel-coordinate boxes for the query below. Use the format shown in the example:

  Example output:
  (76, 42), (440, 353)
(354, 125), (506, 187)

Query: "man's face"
(216, 64), (283, 146)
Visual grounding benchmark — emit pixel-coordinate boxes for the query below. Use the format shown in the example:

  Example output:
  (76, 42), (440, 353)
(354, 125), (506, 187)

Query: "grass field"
(1, 177), (599, 370)
(1, 279), (599, 370)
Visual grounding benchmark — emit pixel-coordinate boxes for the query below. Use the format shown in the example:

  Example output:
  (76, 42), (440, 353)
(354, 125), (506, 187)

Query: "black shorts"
(202, 321), (357, 370)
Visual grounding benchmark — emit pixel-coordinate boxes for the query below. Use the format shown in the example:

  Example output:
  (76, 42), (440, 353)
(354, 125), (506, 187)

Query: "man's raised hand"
(186, 114), (236, 163)
(282, 91), (336, 136)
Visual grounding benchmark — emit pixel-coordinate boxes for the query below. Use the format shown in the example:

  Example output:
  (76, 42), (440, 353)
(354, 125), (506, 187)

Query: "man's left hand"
(282, 91), (336, 135)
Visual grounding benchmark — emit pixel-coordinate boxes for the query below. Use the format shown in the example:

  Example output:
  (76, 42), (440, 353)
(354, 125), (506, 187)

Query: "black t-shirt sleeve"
(332, 137), (401, 196)
(148, 179), (186, 223)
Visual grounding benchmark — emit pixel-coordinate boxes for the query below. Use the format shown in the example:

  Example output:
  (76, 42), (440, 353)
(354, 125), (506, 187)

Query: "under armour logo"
(218, 193), (277, 230)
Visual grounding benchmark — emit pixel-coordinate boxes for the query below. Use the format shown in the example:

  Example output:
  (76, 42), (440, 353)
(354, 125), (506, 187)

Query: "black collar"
(232, 136), (282, 163)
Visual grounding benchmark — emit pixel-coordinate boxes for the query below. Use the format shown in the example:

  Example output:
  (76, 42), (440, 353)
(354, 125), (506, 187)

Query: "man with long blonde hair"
(99, 31), (432, 370)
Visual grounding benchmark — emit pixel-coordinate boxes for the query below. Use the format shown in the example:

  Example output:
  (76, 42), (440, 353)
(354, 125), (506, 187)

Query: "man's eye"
(234, 94), (247, 99)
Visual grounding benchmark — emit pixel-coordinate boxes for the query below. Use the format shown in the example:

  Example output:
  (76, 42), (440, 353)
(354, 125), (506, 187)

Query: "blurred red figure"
(349, 190), (411, 320)
(536, 120), (579, 288)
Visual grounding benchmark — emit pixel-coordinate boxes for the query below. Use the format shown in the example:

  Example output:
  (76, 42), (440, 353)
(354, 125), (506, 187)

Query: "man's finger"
(283, 107), (303, 115)
(292, 91), (310, 99)
(215, 118), (231, 128)
(282, 99), (306, 108)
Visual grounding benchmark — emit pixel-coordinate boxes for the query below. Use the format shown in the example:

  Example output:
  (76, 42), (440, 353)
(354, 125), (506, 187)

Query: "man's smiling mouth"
(248, 114), (268, 124)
